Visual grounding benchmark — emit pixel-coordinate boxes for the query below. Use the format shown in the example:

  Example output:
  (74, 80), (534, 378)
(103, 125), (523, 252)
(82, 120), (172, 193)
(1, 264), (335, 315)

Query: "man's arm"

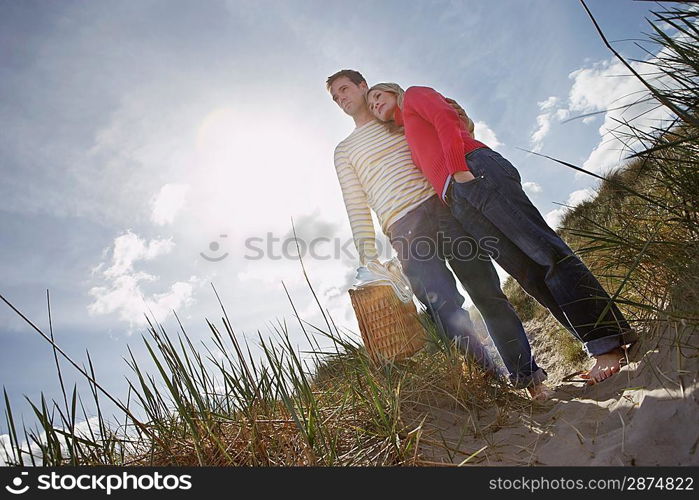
(444, 97), (475, 138)
(334, 145), (380, 266)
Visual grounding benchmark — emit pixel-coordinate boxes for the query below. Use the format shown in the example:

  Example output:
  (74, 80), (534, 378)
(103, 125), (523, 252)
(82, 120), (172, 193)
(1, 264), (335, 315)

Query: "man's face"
(329, 76), (369, 117)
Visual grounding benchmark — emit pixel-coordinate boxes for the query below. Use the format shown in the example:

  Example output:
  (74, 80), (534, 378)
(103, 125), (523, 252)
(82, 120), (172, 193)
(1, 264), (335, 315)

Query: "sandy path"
(414, 319), (698, 465)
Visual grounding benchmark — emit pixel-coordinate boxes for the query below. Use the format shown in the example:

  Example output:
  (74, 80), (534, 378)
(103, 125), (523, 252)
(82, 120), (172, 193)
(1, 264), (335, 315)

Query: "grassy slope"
(3, 3), (698, 467)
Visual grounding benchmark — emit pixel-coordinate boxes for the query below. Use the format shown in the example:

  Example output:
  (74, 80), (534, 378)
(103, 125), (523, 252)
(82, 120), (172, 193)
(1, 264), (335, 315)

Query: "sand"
(413, 317), (698, 466)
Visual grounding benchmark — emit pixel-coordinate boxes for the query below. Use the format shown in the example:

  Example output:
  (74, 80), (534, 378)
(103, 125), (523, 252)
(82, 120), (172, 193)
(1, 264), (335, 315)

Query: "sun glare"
(191, 105), (330, 236)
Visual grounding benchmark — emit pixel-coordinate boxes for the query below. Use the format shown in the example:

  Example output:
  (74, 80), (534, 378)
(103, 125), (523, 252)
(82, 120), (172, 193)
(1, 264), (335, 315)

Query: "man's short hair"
(326, 69), (366, 91)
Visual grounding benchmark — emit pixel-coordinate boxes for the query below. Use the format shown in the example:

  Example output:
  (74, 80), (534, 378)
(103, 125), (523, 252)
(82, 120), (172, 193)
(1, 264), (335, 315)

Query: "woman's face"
(367, 89), (397, 122)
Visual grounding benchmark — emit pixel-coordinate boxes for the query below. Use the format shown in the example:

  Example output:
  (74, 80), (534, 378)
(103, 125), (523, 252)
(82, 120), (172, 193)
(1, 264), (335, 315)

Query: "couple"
(327, 69), (635, 399)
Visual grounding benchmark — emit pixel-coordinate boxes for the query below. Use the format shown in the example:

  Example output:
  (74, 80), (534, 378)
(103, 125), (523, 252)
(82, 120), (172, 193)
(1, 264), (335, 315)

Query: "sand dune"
(414, 317), (698, 465)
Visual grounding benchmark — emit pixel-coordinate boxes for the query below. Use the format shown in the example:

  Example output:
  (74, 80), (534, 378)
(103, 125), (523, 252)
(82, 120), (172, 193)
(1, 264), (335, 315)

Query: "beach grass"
(1, 1), (698, 467)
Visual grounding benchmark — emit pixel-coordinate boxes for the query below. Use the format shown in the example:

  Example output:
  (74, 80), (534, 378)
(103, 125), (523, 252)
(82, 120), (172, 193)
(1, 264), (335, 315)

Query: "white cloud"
(530, 96), (564, 152)
(544, 187), (596, 229)
(538, 96), (559, 111)
(566, 55), (674, 175)
(531, 112), (552, 151)
(88, 231), (199, 329)
(103, 231), (174, 278)
(0, 417), (117, 466)
(544, 209), (564, 229)
(568, 187), (596, 206)
(88, 273), (198, 329)
(555, 108), (570, 121)
(0, 434), (11, 466)
(522, 181), (542, 195)
(473, 121), (502, 149)
(151, 183), (190, 225)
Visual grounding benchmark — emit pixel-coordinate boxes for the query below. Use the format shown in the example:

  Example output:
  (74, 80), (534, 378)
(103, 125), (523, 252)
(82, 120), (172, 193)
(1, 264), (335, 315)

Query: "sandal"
(561, 370), (590, 383)
(583, 355), (629, 385)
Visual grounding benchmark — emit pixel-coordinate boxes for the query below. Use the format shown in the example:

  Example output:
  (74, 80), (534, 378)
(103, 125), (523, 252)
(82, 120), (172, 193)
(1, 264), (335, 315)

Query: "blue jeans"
(387, 195), (547, 388)
(449, 148), (636, 357)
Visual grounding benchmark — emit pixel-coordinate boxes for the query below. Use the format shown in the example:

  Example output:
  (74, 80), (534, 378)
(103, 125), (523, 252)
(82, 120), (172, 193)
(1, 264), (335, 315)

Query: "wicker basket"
(348, 284), (426, 363)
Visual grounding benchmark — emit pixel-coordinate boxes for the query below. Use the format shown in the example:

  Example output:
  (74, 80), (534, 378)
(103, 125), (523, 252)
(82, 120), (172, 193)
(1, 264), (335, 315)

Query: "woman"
(367, 82), (636, 385)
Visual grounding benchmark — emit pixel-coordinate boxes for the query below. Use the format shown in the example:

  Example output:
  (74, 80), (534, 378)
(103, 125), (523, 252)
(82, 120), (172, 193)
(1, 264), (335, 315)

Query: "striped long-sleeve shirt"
(333, 120), (435, 265)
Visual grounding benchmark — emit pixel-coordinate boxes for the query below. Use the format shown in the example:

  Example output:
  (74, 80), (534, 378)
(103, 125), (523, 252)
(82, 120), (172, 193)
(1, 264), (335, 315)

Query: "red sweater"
(394, 86), (488, 199)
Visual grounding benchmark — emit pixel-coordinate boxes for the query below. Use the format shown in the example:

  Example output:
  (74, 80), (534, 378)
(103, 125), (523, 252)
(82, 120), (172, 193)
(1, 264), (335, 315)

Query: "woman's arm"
(404, 86), (469, 174)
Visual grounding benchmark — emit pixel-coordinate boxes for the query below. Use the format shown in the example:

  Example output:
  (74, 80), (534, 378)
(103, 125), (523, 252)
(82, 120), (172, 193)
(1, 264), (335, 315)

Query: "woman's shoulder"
(404, 85), (446, 104)
(405, 85), (440, 96)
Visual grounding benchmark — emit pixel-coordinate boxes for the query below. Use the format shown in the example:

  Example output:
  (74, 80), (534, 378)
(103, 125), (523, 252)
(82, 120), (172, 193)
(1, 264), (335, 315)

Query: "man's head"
(326, 69), (369, 118)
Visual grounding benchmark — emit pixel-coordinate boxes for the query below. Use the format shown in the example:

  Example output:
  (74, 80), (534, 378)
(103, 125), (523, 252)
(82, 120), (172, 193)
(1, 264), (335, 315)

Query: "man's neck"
(352, 107), (375, 128)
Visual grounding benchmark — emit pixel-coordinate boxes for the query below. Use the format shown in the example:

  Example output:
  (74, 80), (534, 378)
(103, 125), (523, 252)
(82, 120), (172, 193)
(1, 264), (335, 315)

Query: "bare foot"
(583, 347), (626, 385)
(527, 382), (554, 401)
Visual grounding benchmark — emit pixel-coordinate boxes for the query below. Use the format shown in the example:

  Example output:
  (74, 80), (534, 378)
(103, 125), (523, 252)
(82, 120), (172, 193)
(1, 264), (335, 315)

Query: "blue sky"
(0, 0), (673, 456)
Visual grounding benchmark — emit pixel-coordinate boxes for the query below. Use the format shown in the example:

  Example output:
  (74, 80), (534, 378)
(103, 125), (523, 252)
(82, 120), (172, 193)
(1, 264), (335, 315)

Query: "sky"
(0, 0), (676, 461)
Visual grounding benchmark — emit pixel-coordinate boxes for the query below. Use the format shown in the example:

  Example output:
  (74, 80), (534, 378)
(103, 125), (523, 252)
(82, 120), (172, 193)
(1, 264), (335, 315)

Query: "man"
(327, 69), (552, 399)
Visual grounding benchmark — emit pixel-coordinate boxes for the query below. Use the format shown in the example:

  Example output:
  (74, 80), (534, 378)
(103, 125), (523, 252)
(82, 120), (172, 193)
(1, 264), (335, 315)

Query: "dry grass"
(1, 1), (697, 467)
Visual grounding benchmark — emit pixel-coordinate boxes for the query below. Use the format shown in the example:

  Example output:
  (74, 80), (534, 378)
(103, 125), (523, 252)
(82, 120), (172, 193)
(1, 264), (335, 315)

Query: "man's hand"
(453, 170), (477, 183)
(445, 97), (476, 139)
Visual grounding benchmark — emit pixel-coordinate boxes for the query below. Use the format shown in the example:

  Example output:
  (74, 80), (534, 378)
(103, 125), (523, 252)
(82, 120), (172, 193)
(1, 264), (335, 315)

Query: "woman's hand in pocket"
(453, 170), (477, 183)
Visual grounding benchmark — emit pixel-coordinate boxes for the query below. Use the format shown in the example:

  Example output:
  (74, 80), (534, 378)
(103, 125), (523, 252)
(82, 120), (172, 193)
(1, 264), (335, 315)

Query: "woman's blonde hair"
(367, 82), (405, 134)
